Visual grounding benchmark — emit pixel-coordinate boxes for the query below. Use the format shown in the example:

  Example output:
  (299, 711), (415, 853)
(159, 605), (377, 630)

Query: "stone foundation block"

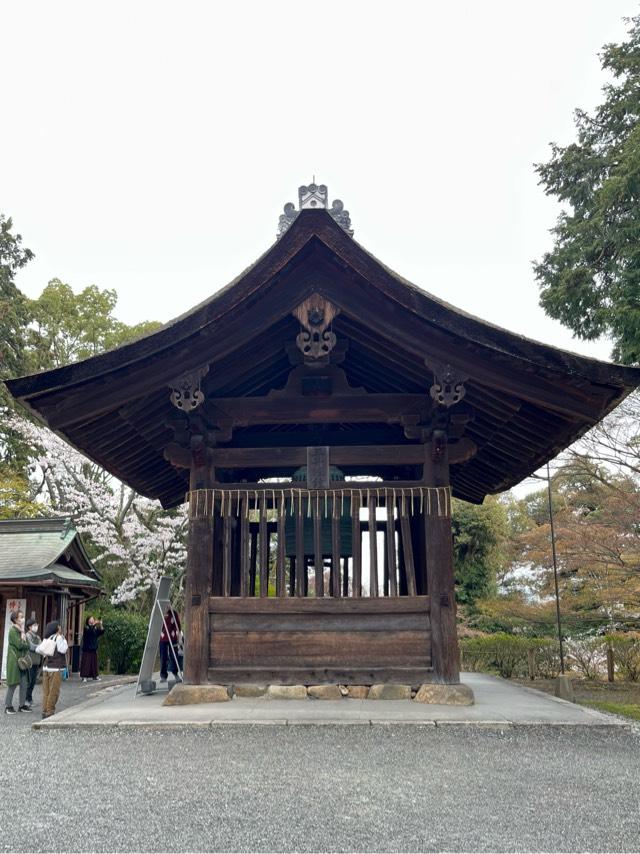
(265, 684), (308, 700)
(233, 684), (268, 698)
(163, 684), (230, 706)
(347, 685), (370, 700)
(414, 683), (474, 706)
(307, 684), (343, 700)
(554, 675), (575, 703)
(367, 683), (412, 700)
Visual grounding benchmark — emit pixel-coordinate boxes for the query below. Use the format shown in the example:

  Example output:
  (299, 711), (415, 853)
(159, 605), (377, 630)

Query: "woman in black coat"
(80, 616), (104, 682)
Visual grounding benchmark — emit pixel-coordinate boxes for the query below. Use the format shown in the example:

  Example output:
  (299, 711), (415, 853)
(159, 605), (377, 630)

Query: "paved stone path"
(1, 672), (135, 729)
(33, 673), (626, 729)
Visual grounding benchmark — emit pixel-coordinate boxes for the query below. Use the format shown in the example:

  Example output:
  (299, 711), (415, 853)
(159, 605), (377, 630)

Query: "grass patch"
(581, 700), (640, 721)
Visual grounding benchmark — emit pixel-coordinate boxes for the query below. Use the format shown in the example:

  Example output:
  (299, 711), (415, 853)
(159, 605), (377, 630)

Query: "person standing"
(80, 616), (104, 682)
(159, 606), (181, 682)
(41, 620), (68, 719)
(4, 611), (31, 715)
(25, 618), (42, 708)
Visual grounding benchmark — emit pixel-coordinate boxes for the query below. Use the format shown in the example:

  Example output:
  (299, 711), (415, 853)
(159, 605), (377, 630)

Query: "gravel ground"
(0, 723), (639, 852)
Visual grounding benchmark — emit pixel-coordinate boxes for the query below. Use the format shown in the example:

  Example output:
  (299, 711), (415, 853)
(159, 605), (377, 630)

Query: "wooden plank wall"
(208, 596), (432, 685)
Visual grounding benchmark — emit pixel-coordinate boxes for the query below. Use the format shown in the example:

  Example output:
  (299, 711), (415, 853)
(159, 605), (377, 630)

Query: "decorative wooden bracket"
(168, 366), (209, 412)
(426, 359), (467, 408)
(293, 294), (339, 360)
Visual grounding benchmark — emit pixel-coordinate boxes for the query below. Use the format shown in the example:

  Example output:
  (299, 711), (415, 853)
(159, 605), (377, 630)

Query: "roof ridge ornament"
(277, 182), (354, 238)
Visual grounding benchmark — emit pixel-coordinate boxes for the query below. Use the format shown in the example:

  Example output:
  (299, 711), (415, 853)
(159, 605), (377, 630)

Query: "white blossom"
(4, 411), (187, 604)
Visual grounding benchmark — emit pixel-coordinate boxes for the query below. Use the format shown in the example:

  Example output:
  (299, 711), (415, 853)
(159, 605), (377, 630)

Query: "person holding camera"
(25, 618), (42, 708)
(4, 610), (31, 715)
(159, 606), (181, 682)
(80, 616), (104, 682)
(41, 620), (68, 719)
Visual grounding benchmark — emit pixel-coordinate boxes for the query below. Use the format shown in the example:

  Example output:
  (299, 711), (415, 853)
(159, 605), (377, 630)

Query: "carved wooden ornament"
(293, 295), (339, 359)
(168, 366), (209, 411)
(426, 359), (467, 407)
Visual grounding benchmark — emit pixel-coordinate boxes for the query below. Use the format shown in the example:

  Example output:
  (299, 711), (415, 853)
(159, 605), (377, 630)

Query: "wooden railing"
(187, 484), (451, 600)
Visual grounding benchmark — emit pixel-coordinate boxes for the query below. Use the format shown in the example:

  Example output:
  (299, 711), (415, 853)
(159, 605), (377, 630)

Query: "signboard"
(1, 598), (26, 681)
(136, 577), (181, 695)
(306, 446), (330, 488)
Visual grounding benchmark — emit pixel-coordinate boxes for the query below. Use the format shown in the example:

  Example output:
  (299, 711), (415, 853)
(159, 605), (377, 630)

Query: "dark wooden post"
(607, 645), (615, 683)
(183, 441), (214, 685)
(424, 431), (460, 684)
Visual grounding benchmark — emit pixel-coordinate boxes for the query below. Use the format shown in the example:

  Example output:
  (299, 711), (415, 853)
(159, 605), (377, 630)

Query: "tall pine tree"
(535, 15), (640, 364)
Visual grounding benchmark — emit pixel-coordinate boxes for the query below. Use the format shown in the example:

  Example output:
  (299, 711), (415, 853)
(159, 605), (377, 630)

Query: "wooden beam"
(208, 595), (431, 613)
(206, 393), (428, 427)
(276, 495), (286, 597)
(423, 434), (460, 684)
(386, 500), (398, 597)
(259, 493), (268, 598)
(240, 496), (249, 597)
(295, 495), (304, 598)
(313, 496), (324, 598)
(183, 451), (214, 685)
(205, 441), (477, 470)
(368, 494), (378, 597)
(352, 493), (362, 598)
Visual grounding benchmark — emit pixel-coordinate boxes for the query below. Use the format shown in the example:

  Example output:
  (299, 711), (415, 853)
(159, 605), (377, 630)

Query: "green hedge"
(461, 633), (640, 681)
(460, 634), (561, 679)
(605, 633), (640, 682)
(96, 610), (149, 675)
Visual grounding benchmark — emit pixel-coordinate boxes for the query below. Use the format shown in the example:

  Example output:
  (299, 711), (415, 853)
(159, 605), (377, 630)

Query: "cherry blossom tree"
(2, 411), (187, 605)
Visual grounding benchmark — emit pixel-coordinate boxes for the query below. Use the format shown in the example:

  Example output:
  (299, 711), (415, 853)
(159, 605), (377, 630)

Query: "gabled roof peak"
(278, 182), (353, 238)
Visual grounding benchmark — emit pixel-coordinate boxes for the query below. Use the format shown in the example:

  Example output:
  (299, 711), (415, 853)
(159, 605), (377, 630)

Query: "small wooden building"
(7, 184), (640, 687)
(0, 517), (101, 678)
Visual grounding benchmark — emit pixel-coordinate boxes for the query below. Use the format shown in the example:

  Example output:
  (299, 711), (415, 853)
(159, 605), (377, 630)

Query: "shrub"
(606, 633), (640, 682)
(459, 633), (532, 678)
(459, 637), (491, 673)
(532, 639), (562, 678)
(564, 636), (606, 680)
(489, 633), (532, 678)
(96, 609), (149, 675)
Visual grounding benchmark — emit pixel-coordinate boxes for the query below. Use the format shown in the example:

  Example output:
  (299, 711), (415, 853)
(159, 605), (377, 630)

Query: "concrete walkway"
(32, 672), (626, 729)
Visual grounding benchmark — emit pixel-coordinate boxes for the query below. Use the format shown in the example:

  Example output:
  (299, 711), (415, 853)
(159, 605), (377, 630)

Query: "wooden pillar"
(183, 442), (214, 685)
(424, 431), (460, 684)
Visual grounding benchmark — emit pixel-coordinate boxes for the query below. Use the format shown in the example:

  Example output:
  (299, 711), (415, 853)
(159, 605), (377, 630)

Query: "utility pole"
(546, 462), (565, 674)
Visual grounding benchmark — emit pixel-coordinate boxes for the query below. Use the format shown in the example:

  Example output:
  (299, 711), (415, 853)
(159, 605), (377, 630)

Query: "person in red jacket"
(159, 607), (181, 682)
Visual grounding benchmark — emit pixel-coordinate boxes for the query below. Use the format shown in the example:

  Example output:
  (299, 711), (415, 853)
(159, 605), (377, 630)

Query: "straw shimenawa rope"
(186, 485), (452, 519)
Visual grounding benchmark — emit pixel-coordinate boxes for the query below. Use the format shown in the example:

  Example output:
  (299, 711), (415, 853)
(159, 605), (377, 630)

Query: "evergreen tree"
(535, 15), (640, 364)
(0, 215), (32, 383)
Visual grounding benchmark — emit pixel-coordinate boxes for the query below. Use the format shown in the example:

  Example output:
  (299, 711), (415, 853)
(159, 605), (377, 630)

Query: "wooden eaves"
(6, 209), (640, 507)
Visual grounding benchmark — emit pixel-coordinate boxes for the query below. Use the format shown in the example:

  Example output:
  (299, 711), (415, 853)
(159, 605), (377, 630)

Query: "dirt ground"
(513, 676), (640, 706)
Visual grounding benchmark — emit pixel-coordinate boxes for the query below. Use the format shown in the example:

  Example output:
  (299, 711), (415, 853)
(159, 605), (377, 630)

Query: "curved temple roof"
(6, 208), (640, 506)
(0, 517), (101, 588)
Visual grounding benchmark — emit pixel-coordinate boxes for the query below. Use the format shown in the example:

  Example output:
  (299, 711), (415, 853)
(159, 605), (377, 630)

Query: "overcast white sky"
(2, 1), (638, 366)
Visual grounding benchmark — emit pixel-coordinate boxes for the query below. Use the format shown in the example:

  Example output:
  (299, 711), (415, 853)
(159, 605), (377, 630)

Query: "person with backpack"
(4, 610), (31, 715)
(24, 618), (42, 708)
(41, 620), (68, 719)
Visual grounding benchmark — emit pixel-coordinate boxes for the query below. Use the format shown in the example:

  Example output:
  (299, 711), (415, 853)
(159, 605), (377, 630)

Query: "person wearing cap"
(4, 610), (31, 714)
(24, 618), (42, 708)
(41, 620), (68, 719)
